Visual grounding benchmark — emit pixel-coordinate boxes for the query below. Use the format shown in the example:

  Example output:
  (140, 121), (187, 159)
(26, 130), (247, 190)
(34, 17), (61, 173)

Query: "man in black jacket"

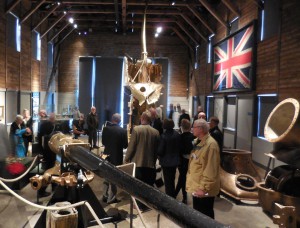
(209, 116), (223, 156)
(86, 106), (99, 149)
(102, 113), (128, 203)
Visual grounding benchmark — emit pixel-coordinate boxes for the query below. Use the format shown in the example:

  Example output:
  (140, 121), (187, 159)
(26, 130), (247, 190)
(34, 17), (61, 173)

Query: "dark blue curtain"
(78, 57), (93, 117)
(94, 57), (123, 129)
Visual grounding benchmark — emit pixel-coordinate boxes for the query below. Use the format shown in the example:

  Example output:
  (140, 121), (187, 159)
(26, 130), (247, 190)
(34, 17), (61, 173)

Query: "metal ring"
(235, 173), (257, 191)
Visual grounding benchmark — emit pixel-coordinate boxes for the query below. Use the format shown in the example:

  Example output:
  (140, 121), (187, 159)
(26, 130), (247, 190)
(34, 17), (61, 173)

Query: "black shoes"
(102, 196), (121, 204)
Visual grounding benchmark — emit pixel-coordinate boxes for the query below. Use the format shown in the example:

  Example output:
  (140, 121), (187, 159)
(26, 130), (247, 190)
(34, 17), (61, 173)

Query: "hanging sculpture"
(124, 11), (163, 132)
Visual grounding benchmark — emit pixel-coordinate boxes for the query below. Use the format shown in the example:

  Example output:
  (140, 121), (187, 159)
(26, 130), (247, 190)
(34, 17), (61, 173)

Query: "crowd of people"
(103, 104), (223, 218)
(3, 103), (223, 219)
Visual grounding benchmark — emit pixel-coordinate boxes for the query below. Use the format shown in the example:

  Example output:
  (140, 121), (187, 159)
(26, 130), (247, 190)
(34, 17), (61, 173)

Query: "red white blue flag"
(213, 24), (254, 91)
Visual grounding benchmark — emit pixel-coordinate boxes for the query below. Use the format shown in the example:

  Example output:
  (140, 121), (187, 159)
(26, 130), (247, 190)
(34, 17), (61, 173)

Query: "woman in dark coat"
(157, 119), (182, 198)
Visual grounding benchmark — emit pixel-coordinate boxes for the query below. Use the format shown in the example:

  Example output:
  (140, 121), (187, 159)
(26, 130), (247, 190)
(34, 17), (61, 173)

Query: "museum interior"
(0, 0), (300, 227)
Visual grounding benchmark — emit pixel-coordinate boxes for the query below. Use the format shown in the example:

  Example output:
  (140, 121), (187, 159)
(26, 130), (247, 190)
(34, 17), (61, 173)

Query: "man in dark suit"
(86, 106), (99, 149)
(102, 113), (128, 203)
(125, 111), (160, 210)
(37, 113), (57, 197)
(209, 116), (223, 158)
(178, 109), (190, 128)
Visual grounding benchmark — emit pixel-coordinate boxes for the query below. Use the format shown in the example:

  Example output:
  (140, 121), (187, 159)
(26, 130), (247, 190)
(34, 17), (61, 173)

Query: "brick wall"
(193, 0), (300, 102)
(0, 0), (299, 104)
(58, 32), (190, 98)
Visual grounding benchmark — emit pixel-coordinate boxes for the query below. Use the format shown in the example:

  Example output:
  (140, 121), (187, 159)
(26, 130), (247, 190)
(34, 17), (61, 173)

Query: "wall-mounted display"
(212, 21), (257, 93)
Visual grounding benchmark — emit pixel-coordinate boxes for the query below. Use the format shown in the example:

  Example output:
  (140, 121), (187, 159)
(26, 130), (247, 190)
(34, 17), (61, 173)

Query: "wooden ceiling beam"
(248, 0), (263, 9)
(180, 13), (207, 42)
(48, 22), (70, 42)
(175, 20), (199, 46)
(5, 0), (22, 14)
(32, 2), (60, 31)
(172, 27), (194, 51)
(186, 5), (214, 34)
(32, 0), (198, 7)
(74, 16), (176, 23)
(40, 13), (67, 39)
(198, 0), (229, 29)
(221, 0), (240, 17)
(52, 9), (181, 15)
(20, 0), (46, 24)
(55, 27), (75, 47)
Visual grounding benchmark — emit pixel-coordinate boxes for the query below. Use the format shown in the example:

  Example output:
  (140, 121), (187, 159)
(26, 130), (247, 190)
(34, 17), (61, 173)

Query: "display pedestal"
(34, 184), (116, 228)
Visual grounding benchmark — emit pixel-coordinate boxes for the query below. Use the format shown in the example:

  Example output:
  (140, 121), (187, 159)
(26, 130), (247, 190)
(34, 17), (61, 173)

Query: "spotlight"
(156, 27), (162, 33)
(84, 31), (87, 35)
(68, 17), (74, 24)
(155, 33), (159, 38)
(171, 1), (176, 6)
(78, 32), (81, 35)
(74, 24), (77, 28)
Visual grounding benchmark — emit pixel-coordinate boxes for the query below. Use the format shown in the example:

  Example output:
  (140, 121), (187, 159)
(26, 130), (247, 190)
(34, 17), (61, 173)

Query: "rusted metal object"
(264, 98), (300, 146)
(220, 149), (262, 201)
(257, 183), (300, 226)
(29, 133), (93, 190)
(259, 98), (300, 227)
(273, 203), (297, 228)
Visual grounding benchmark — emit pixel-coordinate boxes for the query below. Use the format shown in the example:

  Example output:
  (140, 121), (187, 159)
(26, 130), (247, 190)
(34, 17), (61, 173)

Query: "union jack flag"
(213, 24), (255, 91)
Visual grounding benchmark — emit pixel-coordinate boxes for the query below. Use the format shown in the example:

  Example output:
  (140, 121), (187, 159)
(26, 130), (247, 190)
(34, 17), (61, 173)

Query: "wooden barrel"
(46, 202), (78, 228)
(264, 98), (300, 145)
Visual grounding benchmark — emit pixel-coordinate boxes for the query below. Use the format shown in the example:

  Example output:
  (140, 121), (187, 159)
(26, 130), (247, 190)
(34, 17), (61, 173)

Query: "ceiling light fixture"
(68, 17), (74, 24)
(73, 24), (77, 28)
(156, 27), (162, 33)
(155, 33), (159, 38)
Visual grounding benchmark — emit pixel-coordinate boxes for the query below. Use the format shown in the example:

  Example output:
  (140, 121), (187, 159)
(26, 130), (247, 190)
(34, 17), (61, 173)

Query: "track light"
(156, 27), (162, 33)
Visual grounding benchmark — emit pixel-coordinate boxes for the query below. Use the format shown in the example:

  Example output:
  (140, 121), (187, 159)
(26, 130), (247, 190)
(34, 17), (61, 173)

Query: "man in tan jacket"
(186, 119), (220, 219)
(125, 111), (160, 185)
(124, 110), (160, 210)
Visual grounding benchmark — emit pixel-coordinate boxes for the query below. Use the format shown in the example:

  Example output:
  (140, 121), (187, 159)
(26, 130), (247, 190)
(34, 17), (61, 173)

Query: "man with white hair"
(186, 119), (220, 219)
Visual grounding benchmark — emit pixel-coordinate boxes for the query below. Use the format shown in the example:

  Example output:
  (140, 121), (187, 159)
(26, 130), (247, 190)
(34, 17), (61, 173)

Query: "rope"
(0, 156), (39, 182)
(0, 180), (104, 228)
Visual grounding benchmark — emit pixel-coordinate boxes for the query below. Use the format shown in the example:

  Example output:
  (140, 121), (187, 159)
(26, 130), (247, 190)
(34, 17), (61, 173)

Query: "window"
(257, 94), (278, 138)
(229, 17), (239, 34)
(207, 34), (215, 63)
(7, 13), (21, 52)
(194, 45), (200, 69)
(224, 96), (236, 130)
(206, 95), (214, 120)
(48, 42), (54, 67)
(259, 0), (280, 41)
(32, 30), (41, 60)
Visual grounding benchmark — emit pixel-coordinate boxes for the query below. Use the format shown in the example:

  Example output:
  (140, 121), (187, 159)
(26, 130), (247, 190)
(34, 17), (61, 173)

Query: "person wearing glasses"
(186, 119), (220, 219)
